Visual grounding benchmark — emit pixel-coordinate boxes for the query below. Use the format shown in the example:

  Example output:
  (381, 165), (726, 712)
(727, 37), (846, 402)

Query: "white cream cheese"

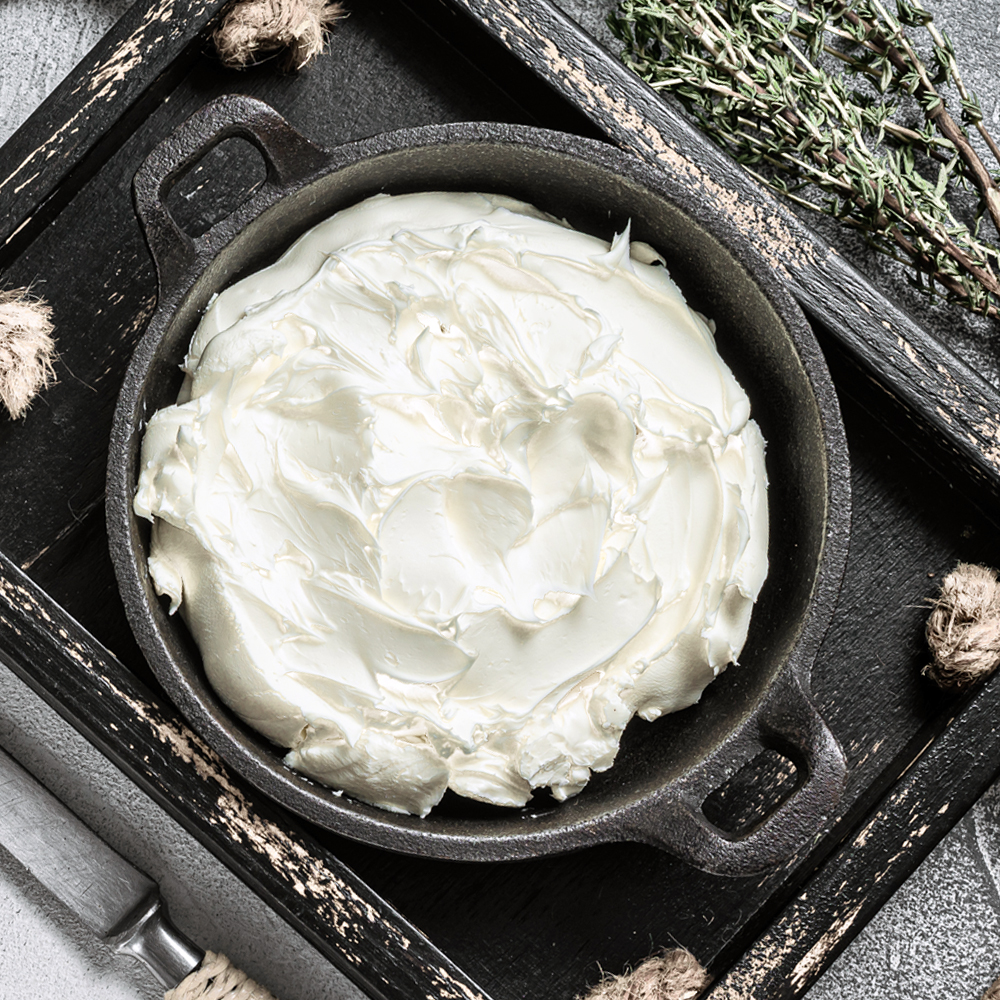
(134, 191), (769, 816)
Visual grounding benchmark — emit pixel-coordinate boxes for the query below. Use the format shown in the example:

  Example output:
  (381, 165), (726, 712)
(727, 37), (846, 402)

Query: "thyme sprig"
(609, 0), (1000, 315)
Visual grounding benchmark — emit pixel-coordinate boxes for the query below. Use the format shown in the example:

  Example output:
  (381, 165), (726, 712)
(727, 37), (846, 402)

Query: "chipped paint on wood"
(1, 0), (225, 258)
(465, 0), (819, 281)
(2, 1), (191, 198)
(788, 901), (864, 992)
(7, 0), (1000, 994)
(706, 783), (944, 998)
(704, 701), (1000, 997)
(898, 337), (925, 370)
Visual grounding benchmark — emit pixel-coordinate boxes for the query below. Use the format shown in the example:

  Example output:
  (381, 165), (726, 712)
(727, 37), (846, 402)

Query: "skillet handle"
(133, 96), (327, 303)
(624, 674), (846, 877)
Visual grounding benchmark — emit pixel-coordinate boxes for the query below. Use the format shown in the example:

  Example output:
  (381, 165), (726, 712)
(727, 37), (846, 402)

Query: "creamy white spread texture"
(134, 191), (769, 816)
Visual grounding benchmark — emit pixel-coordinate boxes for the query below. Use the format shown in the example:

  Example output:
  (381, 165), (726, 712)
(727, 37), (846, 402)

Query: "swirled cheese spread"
(134, 191), (769, 816)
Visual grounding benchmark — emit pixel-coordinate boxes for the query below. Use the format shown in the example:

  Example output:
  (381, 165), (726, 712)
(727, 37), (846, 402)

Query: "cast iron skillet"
(108, 96), (851, 874)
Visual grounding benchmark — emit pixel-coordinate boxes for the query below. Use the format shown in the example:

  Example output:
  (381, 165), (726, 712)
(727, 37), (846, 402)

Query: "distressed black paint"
(0, 553), (491, 1000)
(0, 0), (230, 267)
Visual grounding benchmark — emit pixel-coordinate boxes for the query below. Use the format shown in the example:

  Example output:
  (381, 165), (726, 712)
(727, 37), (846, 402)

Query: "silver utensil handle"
(113, 895), (202, 988)
(114, 902), (281, 998)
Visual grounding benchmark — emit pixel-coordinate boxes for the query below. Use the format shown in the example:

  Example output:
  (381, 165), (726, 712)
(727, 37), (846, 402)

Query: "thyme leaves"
(609, 0), (1000, 315)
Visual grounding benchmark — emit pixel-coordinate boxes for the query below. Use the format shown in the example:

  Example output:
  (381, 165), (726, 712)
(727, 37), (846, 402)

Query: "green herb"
(608, 0), (1000, 315)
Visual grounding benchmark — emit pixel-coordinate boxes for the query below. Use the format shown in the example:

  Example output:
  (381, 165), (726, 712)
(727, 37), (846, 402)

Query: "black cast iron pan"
(107, 96), (851, 874)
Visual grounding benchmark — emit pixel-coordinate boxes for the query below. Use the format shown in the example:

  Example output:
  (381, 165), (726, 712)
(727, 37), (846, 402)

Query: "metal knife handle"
(112, 894), (203, 988)
(0, 745), (201, 988)
(0, 744), (279, 995)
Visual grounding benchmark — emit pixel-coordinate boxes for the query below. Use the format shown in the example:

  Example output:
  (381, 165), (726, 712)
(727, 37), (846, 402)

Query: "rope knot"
(924, 562), (1000, 691)
(165, 951), (279, 1000)
(579, 949), (711, 1000)
(213, 0), (346, 71)
(0, 287), (56, 420)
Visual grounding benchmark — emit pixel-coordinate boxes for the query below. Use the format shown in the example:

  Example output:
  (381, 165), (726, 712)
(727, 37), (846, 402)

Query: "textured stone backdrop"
(0, 1), (999, 998)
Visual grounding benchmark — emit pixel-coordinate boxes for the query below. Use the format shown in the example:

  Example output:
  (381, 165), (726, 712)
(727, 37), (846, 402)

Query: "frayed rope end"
(924, 562), (1000, 692)
(214, 0), (347, 72)
(578, 949), (711, 1000)
(0, 288), (56, 420)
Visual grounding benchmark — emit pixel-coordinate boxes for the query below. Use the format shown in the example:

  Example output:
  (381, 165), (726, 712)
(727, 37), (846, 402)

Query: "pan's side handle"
(623, 674), (846, 877)
(133, 95), (328, 302)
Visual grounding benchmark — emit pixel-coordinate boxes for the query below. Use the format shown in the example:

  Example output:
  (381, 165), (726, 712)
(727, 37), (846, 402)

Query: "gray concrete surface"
(0, 0), (134, 147)
(2, 1), (1000, 998)
(808, 802), (1000, 999)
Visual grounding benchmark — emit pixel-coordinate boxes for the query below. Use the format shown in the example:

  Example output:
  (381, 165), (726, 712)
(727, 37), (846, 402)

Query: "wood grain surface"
(0, 0), (229, 267)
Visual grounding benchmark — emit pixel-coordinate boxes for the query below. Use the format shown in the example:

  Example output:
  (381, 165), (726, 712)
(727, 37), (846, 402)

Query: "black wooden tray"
(2, 2), (1000, 999)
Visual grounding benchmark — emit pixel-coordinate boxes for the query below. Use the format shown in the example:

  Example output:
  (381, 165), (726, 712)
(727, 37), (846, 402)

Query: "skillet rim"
(107, 109), (851, 868)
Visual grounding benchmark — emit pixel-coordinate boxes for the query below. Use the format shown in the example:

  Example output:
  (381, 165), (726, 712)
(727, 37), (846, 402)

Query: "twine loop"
(164, 951), (279, 1000)
(579, 949), (711, 1000)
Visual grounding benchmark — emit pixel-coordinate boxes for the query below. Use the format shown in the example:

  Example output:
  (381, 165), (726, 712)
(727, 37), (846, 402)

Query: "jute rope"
(0, 287), (55, 419)
(578, 949), (711, 1000)
(213, 0), (346, 71)
(924, 562), (1000, 691)
(164, 951), (279, 1000)
(983, 973), (1000, 1000)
